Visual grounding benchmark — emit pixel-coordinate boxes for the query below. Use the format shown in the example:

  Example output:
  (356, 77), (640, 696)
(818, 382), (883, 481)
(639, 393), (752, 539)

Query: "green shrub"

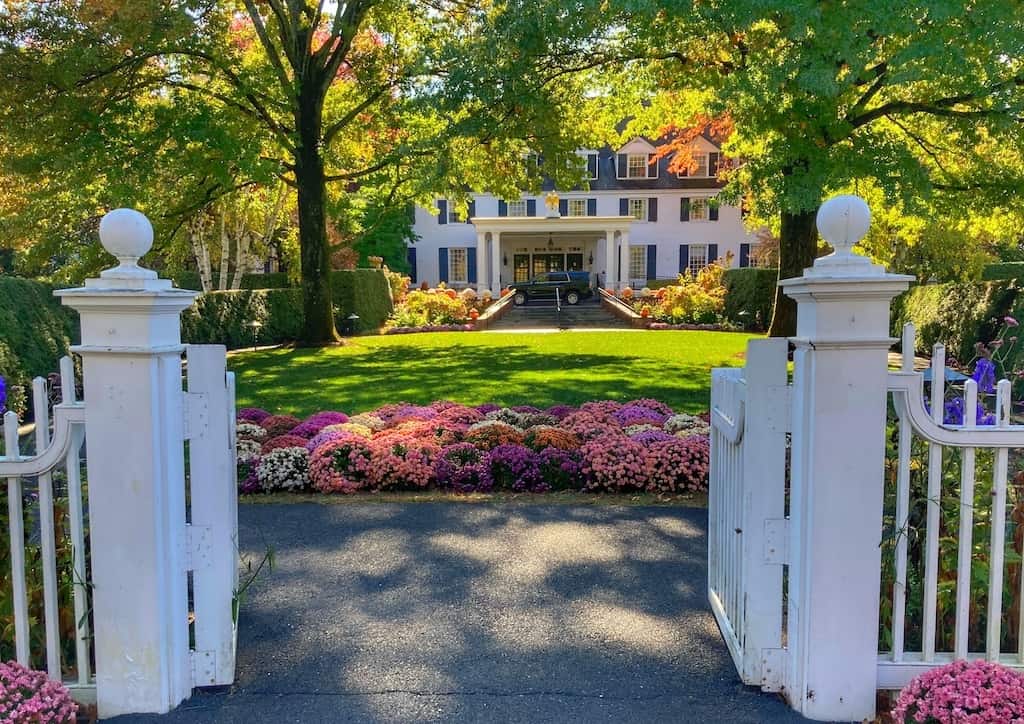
(981, 262), (1024, 282)
(0, 277), (79, 416)
(172, 271), (291, 291)
(331, 269), (393, 332)
(892, 281), (1018, 365)
(181, 289), (304, 349)
(723, 267), (777, 330)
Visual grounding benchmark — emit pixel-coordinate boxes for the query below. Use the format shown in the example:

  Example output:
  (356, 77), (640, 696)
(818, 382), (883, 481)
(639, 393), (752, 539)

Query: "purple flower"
(1005, 315), (1019, 327)
(486, 443), (547, 492)
(943, 396), (996, 426)
(435, 443), (493, 492)
(306, 428), (349, 452)
(291, 411), (350, 438)
(537, 447), (584, 490)
(475, 403), (500, 414)
(613, 404), (669, 427)
(237, 407), (270, 423)
(630, 429), (675, 445)
(0, 375), (6, 415)
(545, 404), (575, 420)
(971, 357), (996, 394)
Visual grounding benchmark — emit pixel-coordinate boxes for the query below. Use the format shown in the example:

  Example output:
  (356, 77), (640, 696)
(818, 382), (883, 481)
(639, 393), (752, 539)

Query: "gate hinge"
(760, 648), (787, 692)
(183, 391), (209, 441)
(190, 649), (217, 687)
(185, 524), (212, 572)
(764, 518), (789, 565)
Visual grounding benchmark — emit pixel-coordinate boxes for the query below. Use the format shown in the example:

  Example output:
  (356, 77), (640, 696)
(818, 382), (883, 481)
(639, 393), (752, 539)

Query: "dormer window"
(676, 150), (721, 178)
(627, 154), (647, 178)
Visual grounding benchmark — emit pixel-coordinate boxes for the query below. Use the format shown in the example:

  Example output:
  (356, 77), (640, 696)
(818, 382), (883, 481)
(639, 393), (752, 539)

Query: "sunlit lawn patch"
(230, 329), (754, 417)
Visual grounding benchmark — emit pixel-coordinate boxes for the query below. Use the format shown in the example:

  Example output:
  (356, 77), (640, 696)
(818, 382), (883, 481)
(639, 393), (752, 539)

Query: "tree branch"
(322, 83), (392, 147)
(849, 75), (1024, 129)
(242, 0), (296, 96)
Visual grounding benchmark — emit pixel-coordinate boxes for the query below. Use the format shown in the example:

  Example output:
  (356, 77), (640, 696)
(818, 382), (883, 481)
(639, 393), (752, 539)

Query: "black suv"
(512, 271), (593, 306)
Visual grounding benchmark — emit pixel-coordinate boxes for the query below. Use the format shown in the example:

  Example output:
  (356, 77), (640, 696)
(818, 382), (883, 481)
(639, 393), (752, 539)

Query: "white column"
(602, 230), (614, 289)
(779, 196), (912, 722)
(475, 231), (487, 291)
(56, 210), (197, 718)
(490, 231), (502, 291)
(618, 229), (630, 289)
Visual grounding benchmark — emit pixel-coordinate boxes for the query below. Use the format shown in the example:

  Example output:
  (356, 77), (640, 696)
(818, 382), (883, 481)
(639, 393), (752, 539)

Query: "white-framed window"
(688, 244), (708, 275)
(690, 198), (709, 221)
(578, 151), (599, 180)
(626, 153), (648, 178)
(629, 246), (646, 280)
(677, 152), (709, 177)
(507, 200), (528, 217)
(449, 248), (468, 283)
(628, 198), (648, 221)
(567, 198), (588, 217)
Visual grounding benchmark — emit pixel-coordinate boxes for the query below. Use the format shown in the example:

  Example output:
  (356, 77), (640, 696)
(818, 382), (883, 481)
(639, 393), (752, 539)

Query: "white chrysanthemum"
(256, 447), (309, 491)
(664, 414), (707, 434)
(236, 422), (267, 440)
(469, 418), (525, 434)
(236, 438), (262, 462)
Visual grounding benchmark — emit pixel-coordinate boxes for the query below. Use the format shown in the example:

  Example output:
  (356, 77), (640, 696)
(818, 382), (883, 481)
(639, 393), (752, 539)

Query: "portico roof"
(469, 215), (634, 235)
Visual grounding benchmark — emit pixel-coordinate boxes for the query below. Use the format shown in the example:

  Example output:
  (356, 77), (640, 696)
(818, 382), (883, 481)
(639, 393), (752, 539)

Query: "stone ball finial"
(816, 195), (871, 255)
(100, 208), (153, 263)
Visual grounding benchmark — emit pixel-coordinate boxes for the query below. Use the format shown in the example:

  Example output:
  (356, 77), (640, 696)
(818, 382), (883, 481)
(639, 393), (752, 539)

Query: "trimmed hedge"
(723, 267), (777, 330)
(180, 269), (393, 347)
(892, 280), (1020, 366)
(0, 277), (79, 416)
(173, 271), (290, 291)
(332, 269), (393, 331)
(981, 262), (1024, 282)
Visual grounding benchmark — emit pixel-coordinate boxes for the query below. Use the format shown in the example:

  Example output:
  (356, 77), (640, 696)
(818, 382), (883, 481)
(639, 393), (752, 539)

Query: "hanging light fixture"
(547, 232), (554, 249)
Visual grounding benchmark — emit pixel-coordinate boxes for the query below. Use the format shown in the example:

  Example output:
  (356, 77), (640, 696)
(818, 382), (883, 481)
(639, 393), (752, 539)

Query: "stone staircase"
(486, 298), (633, 330)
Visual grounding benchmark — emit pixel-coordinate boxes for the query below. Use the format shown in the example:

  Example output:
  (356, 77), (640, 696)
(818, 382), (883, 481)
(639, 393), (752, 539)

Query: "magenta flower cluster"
(236, 399), (711, 495)
(0, 660), (78, 723)
(891, 659), (1024, 723)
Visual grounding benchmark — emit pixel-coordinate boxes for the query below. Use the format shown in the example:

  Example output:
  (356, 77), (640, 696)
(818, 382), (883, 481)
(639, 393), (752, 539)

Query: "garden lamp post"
(346, 313), (360, 336)
(247, 320), (262, 352)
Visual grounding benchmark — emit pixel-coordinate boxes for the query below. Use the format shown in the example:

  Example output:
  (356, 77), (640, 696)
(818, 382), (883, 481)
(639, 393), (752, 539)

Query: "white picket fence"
(880, 323), (1024, 687)
(709, 329), (1024, 715)
(0, 345), (238, 705)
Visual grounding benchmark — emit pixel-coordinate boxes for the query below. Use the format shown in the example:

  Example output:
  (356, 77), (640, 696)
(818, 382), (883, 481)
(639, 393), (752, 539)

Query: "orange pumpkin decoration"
(445, 289), (457, 300)
(469, 308), (480, 320)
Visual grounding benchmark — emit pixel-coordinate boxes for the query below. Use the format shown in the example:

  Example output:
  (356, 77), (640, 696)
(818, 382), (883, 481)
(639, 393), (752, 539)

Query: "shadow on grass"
(230, 334), (749, 416)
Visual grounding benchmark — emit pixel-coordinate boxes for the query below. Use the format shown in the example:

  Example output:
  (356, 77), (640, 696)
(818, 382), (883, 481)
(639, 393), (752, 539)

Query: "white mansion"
(407, 134), (763, 291)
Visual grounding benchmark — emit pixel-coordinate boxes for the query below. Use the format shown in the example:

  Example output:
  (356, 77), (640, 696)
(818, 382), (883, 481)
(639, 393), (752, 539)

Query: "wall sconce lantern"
(502, 254), (508, 266)
(588, 252), (594, 265)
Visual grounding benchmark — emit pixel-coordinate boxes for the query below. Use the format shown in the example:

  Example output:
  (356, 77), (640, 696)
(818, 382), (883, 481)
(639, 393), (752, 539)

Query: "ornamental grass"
(236, 398), (712, 496)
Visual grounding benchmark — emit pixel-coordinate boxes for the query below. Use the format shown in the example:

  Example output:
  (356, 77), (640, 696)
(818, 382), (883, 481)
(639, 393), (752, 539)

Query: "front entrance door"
(532, 254), (565, 276)
(567, 253), (584, 271)
(514, 254), (530, 284)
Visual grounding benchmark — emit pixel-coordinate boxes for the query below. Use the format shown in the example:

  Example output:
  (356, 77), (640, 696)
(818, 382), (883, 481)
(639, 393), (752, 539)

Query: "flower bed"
(384, 284), (504, 334)
(235, 400), (711, 496)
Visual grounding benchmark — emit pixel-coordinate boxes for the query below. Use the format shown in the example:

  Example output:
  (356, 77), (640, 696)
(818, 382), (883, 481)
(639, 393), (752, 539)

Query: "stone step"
(488, 301), (632, 329)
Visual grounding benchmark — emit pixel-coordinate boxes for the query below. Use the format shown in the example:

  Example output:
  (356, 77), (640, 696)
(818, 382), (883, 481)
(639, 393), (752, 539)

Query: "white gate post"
(56, 209), (198, 717)
(780, 196), (912, 721)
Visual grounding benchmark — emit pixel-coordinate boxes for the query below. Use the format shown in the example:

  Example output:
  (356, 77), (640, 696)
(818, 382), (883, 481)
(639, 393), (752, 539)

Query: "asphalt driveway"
(109, 502), (807, 723)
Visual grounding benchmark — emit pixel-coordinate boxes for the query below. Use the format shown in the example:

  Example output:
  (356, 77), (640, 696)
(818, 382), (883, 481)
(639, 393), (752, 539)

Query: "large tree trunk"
(767, 207), (819, 337)
(295, 94), (339, 345)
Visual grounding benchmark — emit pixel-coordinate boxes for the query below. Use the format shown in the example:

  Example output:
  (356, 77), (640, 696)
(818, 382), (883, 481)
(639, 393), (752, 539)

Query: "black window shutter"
(468, 200), (476, 219)
(617, 154), (628, 178)
(587, 198), (597, 216)
(408, 247), (417, 283)
(587, 154), (598, 179)
(559, 199), (568, 216)
(468, 247), (477, 283)
(678, 156), (688, 176)
(679, 245), (689, 274)
(709, 152), (721, 176)
(646, 245), (657, 280)
(526, 199), (537, 217)
(648, 198), (658, 222)
(680, 198), (690, 222)
(438, 248), (448, 283)
(407, 202), (416, 223)
(619, 198), (628, 216)
(647, 153), (658, 178)
(437, 199), (448, 225)
(709, 202), (720, 222)
(709, 244), (719, 264)
(498, 200), (508, 217)
(739, 243), (750, 268)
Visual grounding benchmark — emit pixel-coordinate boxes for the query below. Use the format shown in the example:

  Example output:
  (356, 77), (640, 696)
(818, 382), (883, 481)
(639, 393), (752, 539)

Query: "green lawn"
(229, 330), (756, 418)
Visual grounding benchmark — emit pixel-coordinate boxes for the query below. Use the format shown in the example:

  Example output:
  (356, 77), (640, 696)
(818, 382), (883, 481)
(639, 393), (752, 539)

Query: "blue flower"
(942, 396), (995, 426)
(971, 358), (996, 394)
(0, 375), (6, 415)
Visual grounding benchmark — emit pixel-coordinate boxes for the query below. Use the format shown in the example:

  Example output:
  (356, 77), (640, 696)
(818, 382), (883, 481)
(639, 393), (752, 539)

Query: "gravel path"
(109, 502), (809, 723)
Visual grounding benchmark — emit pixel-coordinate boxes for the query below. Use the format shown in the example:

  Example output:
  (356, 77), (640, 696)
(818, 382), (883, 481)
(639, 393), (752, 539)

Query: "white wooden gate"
(880, 323), (1024, 688)
(1, 345), (238, 705)
(709, 338), (789, 691)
